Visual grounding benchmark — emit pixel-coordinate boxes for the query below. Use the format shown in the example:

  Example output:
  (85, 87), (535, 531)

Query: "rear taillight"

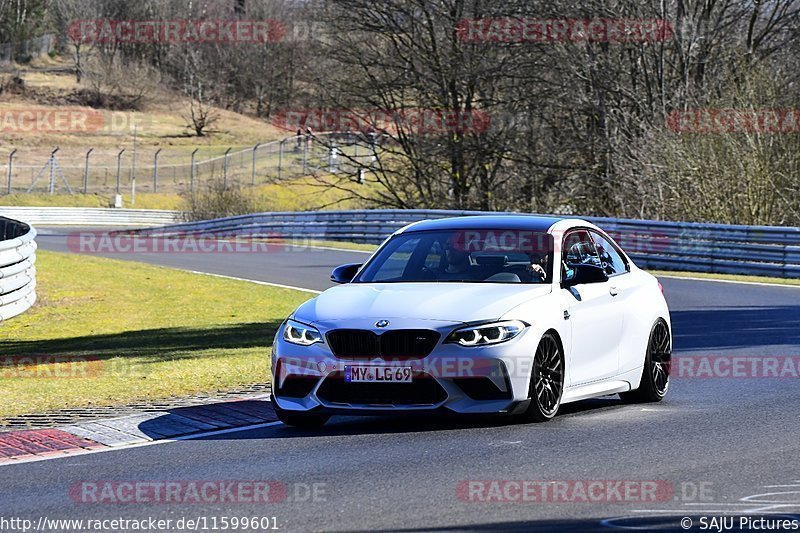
(658, 282), (664, 294)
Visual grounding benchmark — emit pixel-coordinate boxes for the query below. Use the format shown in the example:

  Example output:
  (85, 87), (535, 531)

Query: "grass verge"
(3, 175), (372, 212)
(0, 251), (314, 419)
(2, 193), (184, 210)
(288, 240), (378, 252)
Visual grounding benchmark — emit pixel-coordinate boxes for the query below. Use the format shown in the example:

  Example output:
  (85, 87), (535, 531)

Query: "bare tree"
(50, 0), (97, 82)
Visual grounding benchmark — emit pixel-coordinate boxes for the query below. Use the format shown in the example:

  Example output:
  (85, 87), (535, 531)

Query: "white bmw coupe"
(270, 216), (672, 427)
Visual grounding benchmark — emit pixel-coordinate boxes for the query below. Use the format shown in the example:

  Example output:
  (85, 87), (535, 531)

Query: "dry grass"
(1, 67), (290, 161)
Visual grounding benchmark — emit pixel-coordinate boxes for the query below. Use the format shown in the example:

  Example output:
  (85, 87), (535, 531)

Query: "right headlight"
(282, 319), (322, 346)
(445, 320), (528, 347)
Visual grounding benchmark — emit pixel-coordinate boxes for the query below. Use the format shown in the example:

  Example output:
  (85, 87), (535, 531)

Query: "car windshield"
(355, 229), (554, 284)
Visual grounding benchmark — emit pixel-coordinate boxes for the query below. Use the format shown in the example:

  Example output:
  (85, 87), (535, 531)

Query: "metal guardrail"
(0, 217), (36, 322)
(134, 209), (800, 279)
(0, 207), (180, 227)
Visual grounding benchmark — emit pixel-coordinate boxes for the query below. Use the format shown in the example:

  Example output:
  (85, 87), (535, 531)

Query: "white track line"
(194, 267), (800, 293)
(187, 271), (322, 294)
(0, 421), (284, 467)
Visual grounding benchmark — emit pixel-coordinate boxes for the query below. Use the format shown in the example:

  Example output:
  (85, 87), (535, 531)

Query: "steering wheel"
(418, 266), (438, 280)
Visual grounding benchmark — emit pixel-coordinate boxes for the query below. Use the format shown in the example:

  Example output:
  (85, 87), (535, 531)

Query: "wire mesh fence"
(0, 132), (383, 196)
(0, 34), (56, 64)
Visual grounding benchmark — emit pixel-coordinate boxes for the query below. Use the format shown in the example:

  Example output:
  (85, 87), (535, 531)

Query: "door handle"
(609, 287), (620, 297)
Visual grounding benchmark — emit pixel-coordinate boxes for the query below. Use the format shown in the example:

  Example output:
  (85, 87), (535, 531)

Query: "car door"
(590, 230), (641, 375)
(560, 230), (623, 386)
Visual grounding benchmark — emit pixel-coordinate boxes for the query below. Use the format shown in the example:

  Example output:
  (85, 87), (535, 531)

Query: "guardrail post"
(252, 143), (261, 185)
(83, 148), (93, 194)
(278, 139), (285, 180)
(223, 147), (232, 188)
(131, 124), (138, 191)
(131, 168), (137, 207)
(6, 149), (17, 195)
(116, 149), (125, 195)
(303, 135), (309, 173)
(48, 147), (60, 195)
(191, 148), (199, 193)
(329, 143), (339, 173)
(153, 149), (162, 193)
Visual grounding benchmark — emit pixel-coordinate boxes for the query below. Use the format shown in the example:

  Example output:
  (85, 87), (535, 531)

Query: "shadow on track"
(138, 396), (634, 441)
(671, 306), (800, 351)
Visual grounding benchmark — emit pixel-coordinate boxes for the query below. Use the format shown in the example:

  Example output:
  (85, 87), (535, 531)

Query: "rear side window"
(591, 231), (629, 277)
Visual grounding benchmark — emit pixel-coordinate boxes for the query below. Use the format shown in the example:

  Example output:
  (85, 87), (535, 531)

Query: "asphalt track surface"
(1, 228), (798, 532)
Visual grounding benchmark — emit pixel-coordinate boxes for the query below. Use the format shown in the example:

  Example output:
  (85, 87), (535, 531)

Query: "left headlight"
(445, 320), (528, 347)
(282, 319), (323, 346)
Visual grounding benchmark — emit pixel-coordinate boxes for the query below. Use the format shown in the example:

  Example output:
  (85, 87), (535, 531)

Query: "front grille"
(454, 377), (513, 401)
(317, 372), (447, 406)
(326, 330), (378, 358)
(380, 330), (440, 358)
(276, 376), (319, 398)
(326, 329), (440, 359)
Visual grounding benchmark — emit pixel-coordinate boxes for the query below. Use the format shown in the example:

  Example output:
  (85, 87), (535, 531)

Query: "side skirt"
(560, 367), (642, 405)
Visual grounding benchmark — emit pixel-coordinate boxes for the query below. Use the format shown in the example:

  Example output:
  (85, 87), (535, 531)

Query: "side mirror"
(562, 264), (608, 288)
(331, 263), (363, 284)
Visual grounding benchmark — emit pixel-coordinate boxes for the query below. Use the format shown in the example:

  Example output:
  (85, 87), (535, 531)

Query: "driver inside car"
(441, 238), (472, 278)
(528, 253), (548, 281)
(595, 241), (615, 275)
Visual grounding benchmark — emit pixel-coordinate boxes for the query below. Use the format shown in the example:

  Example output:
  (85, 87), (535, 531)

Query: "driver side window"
(562, 230), (602, 282)
(373, 237), (420, 281)
(590, 231), (629, 277)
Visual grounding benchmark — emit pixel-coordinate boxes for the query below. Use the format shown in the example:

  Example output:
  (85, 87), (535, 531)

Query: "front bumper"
(270, 318), (538, 415)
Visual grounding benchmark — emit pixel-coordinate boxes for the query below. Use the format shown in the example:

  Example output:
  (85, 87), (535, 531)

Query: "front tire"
(620, 319), (671, 403)
(519, 332), (564, 423)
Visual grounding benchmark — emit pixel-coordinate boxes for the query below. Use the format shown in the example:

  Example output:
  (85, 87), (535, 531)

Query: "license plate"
(344, 365), (413, 384)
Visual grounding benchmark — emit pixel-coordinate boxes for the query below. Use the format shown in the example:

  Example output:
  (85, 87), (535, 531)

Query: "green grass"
(2, 193), (111, 208)
(295, 240), (378, 252)
(2, 173), (373, 212)
(0, 251), (315, 419)
(2, 193), (184, 210)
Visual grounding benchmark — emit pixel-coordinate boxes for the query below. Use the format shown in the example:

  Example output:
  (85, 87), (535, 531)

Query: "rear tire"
(620, 319), (671, 403)
(519, 332), (564, 423)
(273, 401), (330, 428)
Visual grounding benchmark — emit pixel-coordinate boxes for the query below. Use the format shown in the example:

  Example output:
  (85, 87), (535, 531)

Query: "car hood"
(293, 283), (552, 326)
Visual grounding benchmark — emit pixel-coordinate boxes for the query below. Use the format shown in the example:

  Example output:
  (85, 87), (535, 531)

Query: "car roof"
(399, 215), (568, 234)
